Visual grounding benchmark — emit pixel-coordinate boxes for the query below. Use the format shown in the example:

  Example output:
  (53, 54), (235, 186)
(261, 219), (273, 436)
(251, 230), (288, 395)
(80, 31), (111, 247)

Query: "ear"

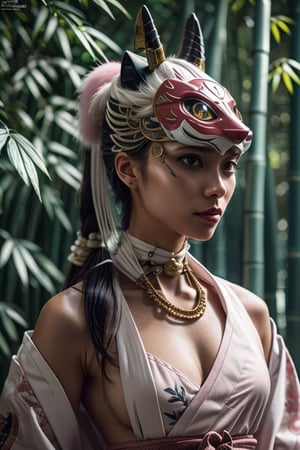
(120, 51), (150, 90)
(114, 152), (140, 188)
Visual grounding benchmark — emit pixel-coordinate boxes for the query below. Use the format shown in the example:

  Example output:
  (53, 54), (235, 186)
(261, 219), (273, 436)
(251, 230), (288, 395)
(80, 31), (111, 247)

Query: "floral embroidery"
(16, 375), (59, 447)
(0, 413), (18, 450)
(163, 384), (190, 425)
(285, 355), (300, 438)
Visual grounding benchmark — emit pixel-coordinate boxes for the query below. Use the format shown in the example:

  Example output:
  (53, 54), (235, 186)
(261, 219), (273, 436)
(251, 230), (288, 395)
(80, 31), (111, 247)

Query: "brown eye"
(184, 99), (216, 121)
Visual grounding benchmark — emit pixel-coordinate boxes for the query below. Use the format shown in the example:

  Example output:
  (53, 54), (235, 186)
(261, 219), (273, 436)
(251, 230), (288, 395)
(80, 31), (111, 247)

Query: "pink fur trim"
(79, 62), (121, 146)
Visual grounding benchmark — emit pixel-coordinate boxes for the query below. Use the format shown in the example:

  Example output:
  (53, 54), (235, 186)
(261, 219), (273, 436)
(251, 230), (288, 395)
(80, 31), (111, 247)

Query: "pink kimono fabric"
(0, 257), (300, 449)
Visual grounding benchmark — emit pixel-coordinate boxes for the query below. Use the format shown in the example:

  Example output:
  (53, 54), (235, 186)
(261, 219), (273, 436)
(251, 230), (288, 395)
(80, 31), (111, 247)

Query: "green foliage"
(269, 58), (300, 94)
(268, 15), (300, 94)
(0, 302), (27, 356)
(0, 121), (49, 200)
(0, 0), (128, 380)
(229, 0), (255, 13)
(271, 15), (294, 44)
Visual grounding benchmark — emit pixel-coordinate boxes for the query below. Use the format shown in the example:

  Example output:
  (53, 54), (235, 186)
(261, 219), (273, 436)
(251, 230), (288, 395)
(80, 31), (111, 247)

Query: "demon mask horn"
(121, 5), (166, 89)
(134, 4), (166, 70)
(177, 13), (206, 71)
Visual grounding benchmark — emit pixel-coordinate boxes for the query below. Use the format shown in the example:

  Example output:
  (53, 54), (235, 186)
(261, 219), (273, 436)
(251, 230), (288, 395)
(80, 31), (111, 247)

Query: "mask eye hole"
(184, 99), (216, 121)
(234, 105), (242, 120)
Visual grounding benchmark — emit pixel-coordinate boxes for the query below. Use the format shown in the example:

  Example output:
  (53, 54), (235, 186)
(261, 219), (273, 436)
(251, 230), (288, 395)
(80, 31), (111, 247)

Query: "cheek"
(225, 177), (237, 201)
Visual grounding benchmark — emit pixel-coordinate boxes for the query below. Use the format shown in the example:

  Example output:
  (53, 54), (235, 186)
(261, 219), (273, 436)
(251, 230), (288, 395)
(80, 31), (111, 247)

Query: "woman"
(1, 5), (299, 449)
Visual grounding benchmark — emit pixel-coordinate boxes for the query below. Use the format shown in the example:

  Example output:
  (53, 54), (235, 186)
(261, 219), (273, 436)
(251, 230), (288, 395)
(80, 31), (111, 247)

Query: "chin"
(189, 228), (219, 242)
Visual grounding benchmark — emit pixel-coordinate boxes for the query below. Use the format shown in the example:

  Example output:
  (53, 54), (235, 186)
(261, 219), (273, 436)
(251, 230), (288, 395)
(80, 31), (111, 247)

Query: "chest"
(125, 281), (225, 386)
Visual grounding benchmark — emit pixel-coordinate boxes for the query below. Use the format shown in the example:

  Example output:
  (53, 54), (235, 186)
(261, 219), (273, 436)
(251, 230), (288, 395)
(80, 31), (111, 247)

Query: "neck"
(127, 227), (187, 255)
(126, 231), (189, 277)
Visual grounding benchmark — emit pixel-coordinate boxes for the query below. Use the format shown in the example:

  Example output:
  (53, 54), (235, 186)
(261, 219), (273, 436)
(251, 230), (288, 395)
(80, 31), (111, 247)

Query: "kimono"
(0, 258), (300, 449)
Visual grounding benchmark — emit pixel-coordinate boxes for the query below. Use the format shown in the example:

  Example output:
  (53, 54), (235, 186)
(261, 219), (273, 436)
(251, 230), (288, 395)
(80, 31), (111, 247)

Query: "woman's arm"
(32, 286), (90, 413)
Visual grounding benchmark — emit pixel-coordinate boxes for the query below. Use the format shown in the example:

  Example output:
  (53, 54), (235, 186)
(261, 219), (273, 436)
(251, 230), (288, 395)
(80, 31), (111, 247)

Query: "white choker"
(127, 233), (190, 277)
(111, 231), (206, 321)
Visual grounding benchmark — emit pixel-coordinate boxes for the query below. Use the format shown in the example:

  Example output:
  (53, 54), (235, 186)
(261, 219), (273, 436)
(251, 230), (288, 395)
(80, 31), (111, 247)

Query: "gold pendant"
(163, 258), (184, 277)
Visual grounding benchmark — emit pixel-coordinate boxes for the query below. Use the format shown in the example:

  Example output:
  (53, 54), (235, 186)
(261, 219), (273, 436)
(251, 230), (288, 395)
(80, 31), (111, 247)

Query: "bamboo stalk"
(286, 0), (300, 373)
(243, 0), (271, 296)
(264, 163), (279, 319)
(201, 0), (229, 278)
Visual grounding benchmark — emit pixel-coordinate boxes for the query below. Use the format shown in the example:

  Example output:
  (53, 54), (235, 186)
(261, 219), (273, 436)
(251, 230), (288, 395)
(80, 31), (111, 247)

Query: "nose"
(203, 170), (226, 198)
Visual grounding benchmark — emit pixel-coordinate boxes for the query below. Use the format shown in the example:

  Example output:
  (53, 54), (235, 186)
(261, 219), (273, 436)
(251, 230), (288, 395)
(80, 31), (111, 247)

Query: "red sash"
(107, 430), (257, 450)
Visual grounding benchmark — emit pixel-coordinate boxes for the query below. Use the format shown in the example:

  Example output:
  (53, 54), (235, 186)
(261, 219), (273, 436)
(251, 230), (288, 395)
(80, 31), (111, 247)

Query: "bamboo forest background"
(1, 0), (300, 386)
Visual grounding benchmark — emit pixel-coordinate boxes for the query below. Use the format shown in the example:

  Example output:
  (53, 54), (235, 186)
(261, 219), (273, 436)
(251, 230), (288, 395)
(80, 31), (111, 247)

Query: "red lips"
(195, 207), (222, 223)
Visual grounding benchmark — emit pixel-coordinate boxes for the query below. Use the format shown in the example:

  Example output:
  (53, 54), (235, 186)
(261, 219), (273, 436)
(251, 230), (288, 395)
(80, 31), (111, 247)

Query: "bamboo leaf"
(70, 24), (97, 59)
(16, 108), (34, 130)
(271, 71), (281, 93)
(11, 133), (49, 177)
(33, 6), (49, 38)
(4, 305), (27, 328)
(271, 23), (280, 43)
(0, 126), (9, 153)
(0, 332), (10, 356)
(0, 229), (10, 240)
(49, 95), (77, 109)
(21, 152), (41, 200)
(6, 137), (30, 186)
(53, 206), (73, 231)
(58, 12), (97, 59)
(80, 30), (106, 59)
(53, 110), (78, 138)
(54, 162), (81, 189)
(282, 71), (294, 94)
(90, 0), (115, 19)
(83, 26), (122, 54)
(276, 20), (291, 35)
(0, 309), (18, 341)
(48, 141), (77, 158)
(43, 15), (58, 42)
(41, 186), (72, 230)
(35, 253), (64, 282)
(17, 244), (55, 293)
(31, 68), (53, 93)
(52, 1), (85, 18)
(282, 62), (300, 84)
(38, 59), (58, 80)
(105, 0), (131, 18)
(230, 0), (247, 13)
(17, 22), (32, 47)
(288, 59), (300, 72)
(12, 66), (28, 83)
(56, 27), (72, 60)
(12, 245), (29, 286)
(276, 15), (294, 24)
(67, 65), (82, 88)
(0, 239), (14, 267)
(24, 74), (41, 99)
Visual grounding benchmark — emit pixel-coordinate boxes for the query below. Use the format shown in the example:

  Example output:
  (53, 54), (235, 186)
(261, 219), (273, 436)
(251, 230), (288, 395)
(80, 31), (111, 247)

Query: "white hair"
(90, 58), (203, 124)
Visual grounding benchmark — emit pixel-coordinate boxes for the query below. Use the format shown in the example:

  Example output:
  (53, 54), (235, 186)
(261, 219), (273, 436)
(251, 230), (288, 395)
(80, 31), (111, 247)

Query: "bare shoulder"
(32, 284), (91, 412)
(224, 280), (272, 361)
(33, 284), (87, 338)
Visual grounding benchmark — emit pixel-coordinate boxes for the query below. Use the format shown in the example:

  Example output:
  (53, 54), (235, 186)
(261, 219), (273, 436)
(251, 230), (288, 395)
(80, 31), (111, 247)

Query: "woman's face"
(128, 141), (239, 249)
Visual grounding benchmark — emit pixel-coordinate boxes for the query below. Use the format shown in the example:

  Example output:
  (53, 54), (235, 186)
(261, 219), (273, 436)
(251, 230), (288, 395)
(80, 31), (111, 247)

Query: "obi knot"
(198, 430), (233, 450)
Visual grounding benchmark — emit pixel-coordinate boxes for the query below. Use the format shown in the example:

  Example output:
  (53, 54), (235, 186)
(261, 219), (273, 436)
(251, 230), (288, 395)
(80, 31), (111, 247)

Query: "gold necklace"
(135, 263), (206, 320)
